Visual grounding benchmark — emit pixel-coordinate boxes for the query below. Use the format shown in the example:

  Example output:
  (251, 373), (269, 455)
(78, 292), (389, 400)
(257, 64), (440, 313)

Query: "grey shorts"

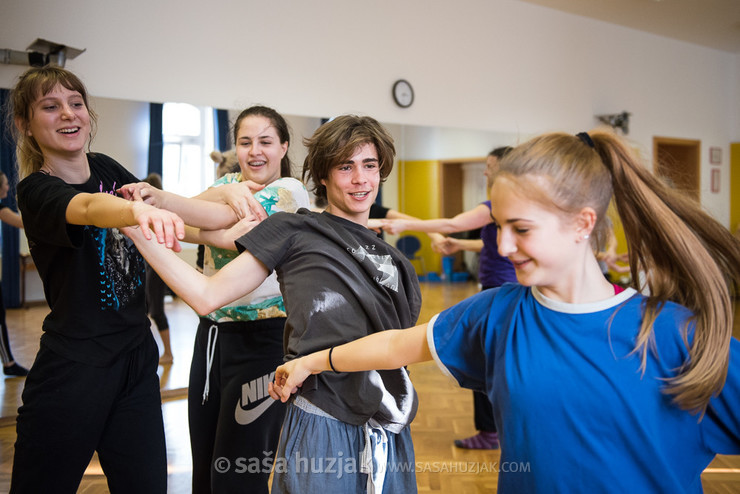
(270, 396), (417, 494)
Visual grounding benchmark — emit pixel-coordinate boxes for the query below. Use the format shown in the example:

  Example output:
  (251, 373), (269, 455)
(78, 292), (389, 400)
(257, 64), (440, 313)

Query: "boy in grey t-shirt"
(126, 115), (422, 493)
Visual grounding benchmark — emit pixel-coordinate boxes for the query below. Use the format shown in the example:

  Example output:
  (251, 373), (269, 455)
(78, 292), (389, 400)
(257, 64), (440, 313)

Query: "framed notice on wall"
(711, 168), (721, 193)
(710, 147), (722, 165)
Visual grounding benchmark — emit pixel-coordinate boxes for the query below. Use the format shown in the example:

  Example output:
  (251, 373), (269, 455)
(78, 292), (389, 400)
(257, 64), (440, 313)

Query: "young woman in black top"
(7, 65), (187, 493)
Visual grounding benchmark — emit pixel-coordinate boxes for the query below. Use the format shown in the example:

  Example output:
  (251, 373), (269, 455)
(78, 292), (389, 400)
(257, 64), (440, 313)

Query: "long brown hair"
(499, 130), (740, 414)
(6, 66), (97, 179)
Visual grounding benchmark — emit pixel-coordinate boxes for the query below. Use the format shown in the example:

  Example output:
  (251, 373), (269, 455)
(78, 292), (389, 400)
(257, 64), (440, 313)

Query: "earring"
(583, 234), (590, 240)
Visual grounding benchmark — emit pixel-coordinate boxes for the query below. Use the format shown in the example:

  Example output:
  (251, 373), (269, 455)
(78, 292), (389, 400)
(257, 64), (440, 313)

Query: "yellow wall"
(609, 213), (629, 282)
(731, 143), (740, 234)
(398, 160), (442, 274)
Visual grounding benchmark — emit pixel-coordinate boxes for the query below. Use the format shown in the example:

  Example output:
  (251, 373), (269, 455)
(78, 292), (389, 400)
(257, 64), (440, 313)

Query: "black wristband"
(328, 346), (339, 373)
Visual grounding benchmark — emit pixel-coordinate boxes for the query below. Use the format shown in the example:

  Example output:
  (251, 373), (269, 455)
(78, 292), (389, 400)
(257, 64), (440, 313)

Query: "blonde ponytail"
(592, 130), (740, 413)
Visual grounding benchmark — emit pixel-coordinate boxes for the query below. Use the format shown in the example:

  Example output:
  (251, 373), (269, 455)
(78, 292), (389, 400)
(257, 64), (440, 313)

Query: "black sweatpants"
(188, 317), (287, 494)
(11, 334), (166, 493)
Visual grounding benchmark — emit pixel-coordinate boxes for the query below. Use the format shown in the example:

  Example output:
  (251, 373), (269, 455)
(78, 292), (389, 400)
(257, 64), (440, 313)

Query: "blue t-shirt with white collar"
(429, 283), (740, 493)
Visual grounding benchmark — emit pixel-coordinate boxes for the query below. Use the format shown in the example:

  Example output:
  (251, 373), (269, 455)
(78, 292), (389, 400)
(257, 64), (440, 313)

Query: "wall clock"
(392, 79), (414, 108)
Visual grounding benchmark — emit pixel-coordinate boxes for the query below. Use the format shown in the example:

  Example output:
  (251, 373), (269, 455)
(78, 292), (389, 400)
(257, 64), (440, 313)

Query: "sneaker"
(3, 363), (29, 377)
(454, 431), (499, 450)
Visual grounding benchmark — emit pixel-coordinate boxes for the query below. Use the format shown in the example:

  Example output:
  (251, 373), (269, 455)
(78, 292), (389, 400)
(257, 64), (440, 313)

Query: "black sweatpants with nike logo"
(188, 317), (287, 494)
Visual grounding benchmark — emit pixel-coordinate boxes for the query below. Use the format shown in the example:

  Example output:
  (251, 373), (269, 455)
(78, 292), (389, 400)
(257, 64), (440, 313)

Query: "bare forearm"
(158, 192), (237, 230)
(271, 324), (432, 402)
(129, 229), (220, 314)
(67, 193), (138, 227)
(193, 186), (223, 202)
(390, 205), (491, 235)
(128, 227), (266, 314)
(321, 324), (431, 373)
(427, 232), (446, 243)
(185, 216), (259, 250)
(185, 226), (238, 251)
(0, 209), (23, 229)
(180, 226), (223, 247)
(399, 218), (460, 234)
(453, 239), (484, 252)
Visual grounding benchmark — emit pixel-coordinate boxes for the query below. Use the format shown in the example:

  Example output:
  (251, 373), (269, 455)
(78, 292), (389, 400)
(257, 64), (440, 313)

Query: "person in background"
(124, 114), (422, 493)
(380, 146), (515, 450)
(7, 65), (187, 493)
(269, 130), (740, 493)
(596, 216), (630, 283)
(142, 172), (174, 365)
(210, 148), (240, 178)
(0, 171), (29, 377)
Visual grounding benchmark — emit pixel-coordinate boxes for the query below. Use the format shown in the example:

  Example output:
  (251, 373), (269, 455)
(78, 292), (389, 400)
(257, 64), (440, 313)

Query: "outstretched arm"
(118, 182), (242, 229)
(268, 324), (431, 402)
(123, 225), (270, 314)
(194, 181), (267, 221)
(0, 208), (23, 229)
(183, 216), (261, 251)
(381, 204), (492, 235)
(434, 237), (484, 255)
(384, 209), (422, 221)
(66, 192), (185, 250)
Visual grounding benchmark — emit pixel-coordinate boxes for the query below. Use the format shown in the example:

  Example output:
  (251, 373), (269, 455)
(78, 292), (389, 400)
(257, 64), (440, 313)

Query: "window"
(161, 102), (215, 197)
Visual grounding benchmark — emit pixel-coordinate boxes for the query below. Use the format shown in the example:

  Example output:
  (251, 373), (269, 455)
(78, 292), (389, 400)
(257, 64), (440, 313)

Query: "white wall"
(1, 0), (738, 222)
(90, 96), (150, 179)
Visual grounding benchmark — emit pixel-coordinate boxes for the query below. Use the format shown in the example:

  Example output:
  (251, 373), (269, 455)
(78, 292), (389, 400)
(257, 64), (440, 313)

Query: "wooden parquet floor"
(0, 281), (738, 493)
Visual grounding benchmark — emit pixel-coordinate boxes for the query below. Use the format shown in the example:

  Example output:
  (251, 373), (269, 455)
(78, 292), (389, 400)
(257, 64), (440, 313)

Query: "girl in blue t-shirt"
(269, 130), (740, 493)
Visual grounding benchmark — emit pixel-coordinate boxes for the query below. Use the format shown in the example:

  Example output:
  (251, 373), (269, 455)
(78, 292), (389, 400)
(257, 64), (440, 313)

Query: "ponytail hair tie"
(576, 132), (595, 148)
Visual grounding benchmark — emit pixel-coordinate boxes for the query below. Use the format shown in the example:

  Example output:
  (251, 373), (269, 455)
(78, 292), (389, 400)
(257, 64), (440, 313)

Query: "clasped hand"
(213, 181), (267, 221)
(267, 357), (314, 403)
(117, 184), (185, 251)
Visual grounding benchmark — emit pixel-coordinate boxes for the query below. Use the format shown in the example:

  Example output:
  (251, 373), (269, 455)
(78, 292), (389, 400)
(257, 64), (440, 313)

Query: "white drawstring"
(360, 419), (389, 494)
(202, 324), (218, 404)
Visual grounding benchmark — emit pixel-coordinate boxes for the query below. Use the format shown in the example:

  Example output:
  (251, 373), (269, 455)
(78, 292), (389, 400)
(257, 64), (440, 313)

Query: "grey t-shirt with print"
(237, 208), (422, 432)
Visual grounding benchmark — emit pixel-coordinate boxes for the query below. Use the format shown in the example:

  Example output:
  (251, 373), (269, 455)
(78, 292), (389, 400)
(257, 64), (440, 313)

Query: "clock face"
(393, 79), (414, 108)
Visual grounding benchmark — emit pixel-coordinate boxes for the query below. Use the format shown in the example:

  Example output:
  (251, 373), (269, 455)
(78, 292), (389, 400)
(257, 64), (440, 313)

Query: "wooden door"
(653, 137), (700, 200)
